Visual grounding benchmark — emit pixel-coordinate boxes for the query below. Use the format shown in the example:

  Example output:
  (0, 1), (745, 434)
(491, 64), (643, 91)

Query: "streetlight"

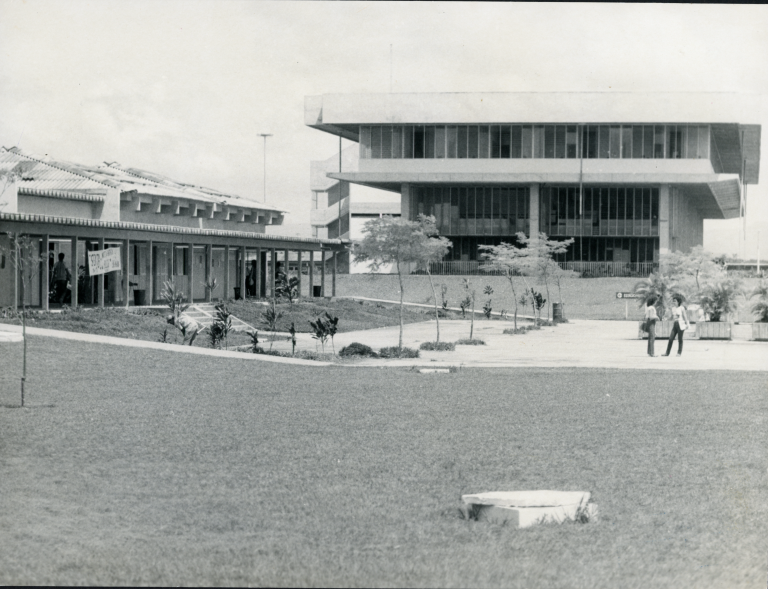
(259, 133), (272, 203)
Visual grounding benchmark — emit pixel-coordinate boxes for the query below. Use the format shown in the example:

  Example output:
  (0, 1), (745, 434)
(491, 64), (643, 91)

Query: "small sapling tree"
(462, 278), (477, 340)
(479, 241), (529, 331)
(483, 285), (494, 319)
(213, 302), (233, 350)
(415, 215), (451, 344)
(260, 298), (283, 350)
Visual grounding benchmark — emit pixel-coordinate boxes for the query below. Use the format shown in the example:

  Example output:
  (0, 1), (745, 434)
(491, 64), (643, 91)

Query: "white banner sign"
(87, 247), (122, 276)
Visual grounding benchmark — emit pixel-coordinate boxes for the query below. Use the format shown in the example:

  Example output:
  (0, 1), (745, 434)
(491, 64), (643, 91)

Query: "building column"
(98, 237), (105, 308)
(224, 245), (230, 301)
(332, 251), (337, 297)
(239, 246), (246, 300)
(296, 250), (303, 298)
(309, 250), (314, 297)
(123, 239), (130, 307)
(69, 237), (79, 307)
(401, 182), (411, 220)
(528, 183), (540, 238)
(11, 236), (19, 310)
(205, 244), (212, 302)
(659, 184), (671, 257)
(283, 248), (289, 278)
(41, 234), (50, 311)
(270, 249), (276, 298)
(255, 247), (262, 299)
(146, 240), (154, 305)
(321, 250), (326, 297)
(187, 242), (194, 304)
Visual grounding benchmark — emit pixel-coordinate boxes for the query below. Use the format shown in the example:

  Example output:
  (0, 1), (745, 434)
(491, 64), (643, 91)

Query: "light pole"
(259, 133), (272, 203)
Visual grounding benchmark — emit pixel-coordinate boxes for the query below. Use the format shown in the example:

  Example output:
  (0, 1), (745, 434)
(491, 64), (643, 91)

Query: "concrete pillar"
(124, 239), (130, 307)
(255, 247), (262, 299)
(42, 234), (50, 311)
(146, 240), (154, 305)
(309, 250), (314, 297)
(98, 237), (105, 308)
(332, 251), (337, 297)
(659, 184), (670, 257)
(187, 242), (194, 304)
(11, 236), (19, 310)
(239, 246), (246, 300)
(297, 250), (303, 298)
(283, 248), (289, 278)
(224, 245), (230, 302)
(321, 250), (326, 297)
(401, 183), (411, 220)
(528, 183), (540, 238)
(205, 244), (212, 302)
(70, 237), (78, 307)
(270, 249), (276, 298)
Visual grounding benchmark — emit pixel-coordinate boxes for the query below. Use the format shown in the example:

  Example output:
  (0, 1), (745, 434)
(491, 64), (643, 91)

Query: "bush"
(339, 342), (378, 357)
(503, 328), (527, 335)
(456, 338), (486, 345)
(253, 348), (329, 361)
(419, 341), (456, 351)
(379, 346), (420, 359)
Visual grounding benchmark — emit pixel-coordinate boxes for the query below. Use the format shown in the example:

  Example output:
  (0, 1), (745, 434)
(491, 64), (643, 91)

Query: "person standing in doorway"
(51, 252), (71, 304)
(663, 295), (689, 357)
(247, 260), (257, 297)
(644, 295), (659, 357)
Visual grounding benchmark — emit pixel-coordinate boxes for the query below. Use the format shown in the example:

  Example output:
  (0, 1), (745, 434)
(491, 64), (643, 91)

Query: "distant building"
(305, 92), (761, 276)
(0, 147), (346, 308)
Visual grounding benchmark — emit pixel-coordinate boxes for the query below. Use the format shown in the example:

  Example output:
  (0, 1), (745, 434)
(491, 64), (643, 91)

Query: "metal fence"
(424, 260), (658, 277)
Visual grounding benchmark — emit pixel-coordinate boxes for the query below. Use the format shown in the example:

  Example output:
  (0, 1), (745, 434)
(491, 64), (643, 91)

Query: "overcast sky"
(1, 1), (766, 255)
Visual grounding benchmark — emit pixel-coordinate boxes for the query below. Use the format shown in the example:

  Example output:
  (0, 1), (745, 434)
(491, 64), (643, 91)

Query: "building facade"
(305, 92), (761, 275)
(0, 147), (346, 308)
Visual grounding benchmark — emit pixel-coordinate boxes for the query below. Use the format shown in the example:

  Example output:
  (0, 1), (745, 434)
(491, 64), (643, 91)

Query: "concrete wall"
(19, 195), (94, 219)
(119, 203), (267, 233)
(670, 187), (704, 254)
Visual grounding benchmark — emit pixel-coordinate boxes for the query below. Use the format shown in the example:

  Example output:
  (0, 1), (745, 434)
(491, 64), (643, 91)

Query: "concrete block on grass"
(462, 490), (597, 528)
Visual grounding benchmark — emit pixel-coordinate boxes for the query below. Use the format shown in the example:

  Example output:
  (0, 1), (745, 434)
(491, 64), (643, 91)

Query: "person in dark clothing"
(663, 295), (689, 357)
(51, 252), (71, 304)
(247, 260), (257, 297)
(644, 295), (659, 357)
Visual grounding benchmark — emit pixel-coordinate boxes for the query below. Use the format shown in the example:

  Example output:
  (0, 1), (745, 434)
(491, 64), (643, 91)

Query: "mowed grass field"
(1, 338), (766, 588)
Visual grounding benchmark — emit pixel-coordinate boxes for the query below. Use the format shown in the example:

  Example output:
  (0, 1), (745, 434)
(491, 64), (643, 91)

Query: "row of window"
(360, 124), (711, 160)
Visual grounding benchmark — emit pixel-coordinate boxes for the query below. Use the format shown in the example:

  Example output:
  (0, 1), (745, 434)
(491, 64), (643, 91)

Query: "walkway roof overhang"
(0, 213), (349, 251)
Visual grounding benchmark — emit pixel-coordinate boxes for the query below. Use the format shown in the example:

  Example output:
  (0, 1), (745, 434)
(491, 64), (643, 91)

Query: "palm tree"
(698, 280), (742, 322)
(749, 281), (768, 323)
(633, 273), (676, 318)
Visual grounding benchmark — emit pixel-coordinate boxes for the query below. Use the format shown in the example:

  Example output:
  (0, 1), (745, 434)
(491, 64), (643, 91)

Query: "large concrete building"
(305, 92), (761, 275)
(0, 147), (346, 308)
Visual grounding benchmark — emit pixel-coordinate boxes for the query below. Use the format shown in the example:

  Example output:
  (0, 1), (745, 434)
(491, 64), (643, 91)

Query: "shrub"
(419, 341), (456, 351)
(456, 338), (486, 345)
(254, 348), (328, 361)
(339, 342), (378, 357)
(503, 327), (527, 335)
(379, 346), (420, 359)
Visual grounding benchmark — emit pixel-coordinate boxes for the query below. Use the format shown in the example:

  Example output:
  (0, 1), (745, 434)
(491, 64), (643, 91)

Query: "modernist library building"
(305, 92), (761, 274)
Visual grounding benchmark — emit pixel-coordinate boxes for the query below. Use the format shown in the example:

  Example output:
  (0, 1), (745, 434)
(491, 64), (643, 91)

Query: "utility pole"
(259, 133), (272, 203)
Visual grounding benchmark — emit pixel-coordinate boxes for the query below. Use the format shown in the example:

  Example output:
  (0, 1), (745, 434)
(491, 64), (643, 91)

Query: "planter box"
(638, 320), (677, 339)
(696, 321), (732, 340)
(752, 322), (768, 341)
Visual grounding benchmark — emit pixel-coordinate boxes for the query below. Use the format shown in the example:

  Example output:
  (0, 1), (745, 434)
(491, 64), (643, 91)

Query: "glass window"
(446, 126), (458, 158)
(631, 126), (643, 159)
(360, 126), (372, 159)
(698, 125), (709, 159)
(566, 126), (578, 158)
(584, 126), (598, 158)
(667, 125), (683, 159)
(468, 126), (479, 159)
(403, 126), (413, 158)
(381, 127), (392, 159)
(621, 126), (633, 158)
(555, 125), (566, 158)
(543, 125), (555, 158)
(425, 126), (435, 159)
(414, 125), (425, 158)
(501, 126), (512, 158)
(478, 126), (490, 158)
(457, 126), (468, 158)
(598, 126), (610, 158)
(510, 126), (521, 158)
(654, 125), (665, 158)
(533, 125), (545, 158)
(686, 125), (698, 159)
(371, 126), (382, 159)
(391, 126), (403, 158)
(434, 126), (446, 158)
(490, 125), (501, 158)
(521, 126), (533, 158)
(609, 126), (621, 158)
(642, 126), (654, 158)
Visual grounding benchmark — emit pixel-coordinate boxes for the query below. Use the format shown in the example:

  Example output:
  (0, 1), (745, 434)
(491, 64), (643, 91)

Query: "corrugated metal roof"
(0, 149), (113, 197)
(18, 187), (104, 202)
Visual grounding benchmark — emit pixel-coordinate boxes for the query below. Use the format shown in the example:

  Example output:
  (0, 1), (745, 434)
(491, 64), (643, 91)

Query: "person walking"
(51, 252), (71, 304)
(663, 295), (689, 357)
(644, 295), (659, 357)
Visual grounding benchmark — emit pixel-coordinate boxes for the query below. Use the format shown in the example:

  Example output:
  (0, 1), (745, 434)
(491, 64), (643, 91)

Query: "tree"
(661, 245), (724, 299)
(479, 241), (528, 331)
(462, 278), (477, 340)
(748, 281), (768, 323)
(1, 233), (44, 406)
(633, 273), (677, 319)
(415, 215), (451, 344)
(353, 215), (450, 351)
(514, 232), (574, 322)
(698, 279), (743, 322)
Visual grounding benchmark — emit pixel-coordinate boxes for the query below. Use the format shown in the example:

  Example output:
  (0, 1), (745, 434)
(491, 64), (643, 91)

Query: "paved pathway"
(1, 318), (765, 371)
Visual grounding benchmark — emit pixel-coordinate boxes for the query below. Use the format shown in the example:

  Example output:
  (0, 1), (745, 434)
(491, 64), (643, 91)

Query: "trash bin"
(313, 285), (322, 298)
(133, 289), (146, 306)
(234, 287), (242, 300)
(552, 302), (563, 322)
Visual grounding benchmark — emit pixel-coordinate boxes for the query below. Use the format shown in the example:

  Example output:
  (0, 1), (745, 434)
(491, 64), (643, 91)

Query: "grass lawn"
(1, 337), (765, 587)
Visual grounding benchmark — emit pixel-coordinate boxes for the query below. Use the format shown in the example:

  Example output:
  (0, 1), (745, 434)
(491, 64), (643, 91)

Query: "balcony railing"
(424, 260), (658, 277)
